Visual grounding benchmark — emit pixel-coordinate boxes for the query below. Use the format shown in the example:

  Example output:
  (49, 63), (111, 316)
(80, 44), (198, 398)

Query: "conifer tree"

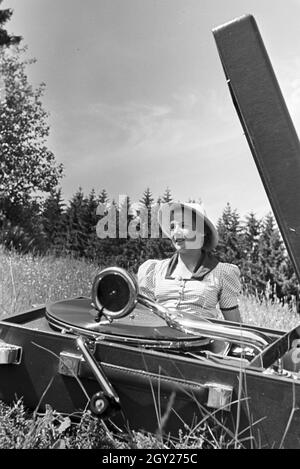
(279, 257), (300, 312)
(241, 212), (262, 294)
(215, 203), (243, 263)
(115, 195), (141, 270)
(64, 188), (89, 257)
(258, 213), (286, 298)
(118, 195), (135, 238)
(42, 188), (66, 252)
(84, 189), (99, 232)
(81, 189), (101, 258)
(98, 189), (109, 205)
(154, 189), (173, 259)
(139, 188), (154, 238)
(139, 187), (154, 209)
(94, 189), (110, 252)
(243, 212), (261, 262)
(161, 187), (173, 203)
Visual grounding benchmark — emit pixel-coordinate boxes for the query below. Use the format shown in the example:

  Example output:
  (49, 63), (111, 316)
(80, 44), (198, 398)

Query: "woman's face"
(170, 209), (205, 252)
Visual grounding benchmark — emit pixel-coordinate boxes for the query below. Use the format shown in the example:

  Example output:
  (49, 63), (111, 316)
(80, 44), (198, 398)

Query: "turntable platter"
(46, 297), (208, 346)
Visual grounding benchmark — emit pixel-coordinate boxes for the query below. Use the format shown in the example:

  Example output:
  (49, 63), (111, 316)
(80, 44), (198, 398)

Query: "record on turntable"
(46, 298), (209, 349)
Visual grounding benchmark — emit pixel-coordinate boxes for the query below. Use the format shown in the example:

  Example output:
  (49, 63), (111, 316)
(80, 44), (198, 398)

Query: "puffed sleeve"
(137, 259), (157, 301)
(218, 264), (241, 310)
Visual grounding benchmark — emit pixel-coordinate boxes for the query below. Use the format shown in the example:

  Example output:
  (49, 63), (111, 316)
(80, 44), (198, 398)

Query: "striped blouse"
(137, 252), (241, 321)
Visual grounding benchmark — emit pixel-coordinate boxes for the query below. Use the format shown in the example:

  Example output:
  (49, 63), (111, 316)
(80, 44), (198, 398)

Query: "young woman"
(138, 202), (242, 323)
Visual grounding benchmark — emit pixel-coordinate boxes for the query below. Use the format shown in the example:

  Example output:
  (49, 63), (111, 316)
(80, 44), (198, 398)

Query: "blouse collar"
(165, 250), (219, 280)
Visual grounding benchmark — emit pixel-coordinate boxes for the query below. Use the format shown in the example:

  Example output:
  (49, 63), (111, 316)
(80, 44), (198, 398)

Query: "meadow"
(0, 246), (299, 449)
(1, 246), (299, 330)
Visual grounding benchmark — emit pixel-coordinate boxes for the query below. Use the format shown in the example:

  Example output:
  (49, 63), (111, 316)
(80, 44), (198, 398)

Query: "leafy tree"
(0, 45), (63, 209)
(0, 1), (21, 47)
(0, 4), (61, 252)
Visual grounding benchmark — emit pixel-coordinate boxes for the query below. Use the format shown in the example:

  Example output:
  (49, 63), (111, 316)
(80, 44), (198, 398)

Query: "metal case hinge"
(0, 341), (22, 365)
(58, 351), (85, 377)
(206, 383), (233, 411)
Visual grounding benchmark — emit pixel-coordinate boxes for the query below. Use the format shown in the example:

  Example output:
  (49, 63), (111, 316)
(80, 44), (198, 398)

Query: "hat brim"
(158, 202), (218, 251)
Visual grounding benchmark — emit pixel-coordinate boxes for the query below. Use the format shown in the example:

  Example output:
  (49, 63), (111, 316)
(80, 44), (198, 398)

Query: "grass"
(0, 400), (242, 449)
(0, 246), (300, 449)
(0, 400), (124, 449)
(0, 246), (99, 318)
(1, 245), (299, 330)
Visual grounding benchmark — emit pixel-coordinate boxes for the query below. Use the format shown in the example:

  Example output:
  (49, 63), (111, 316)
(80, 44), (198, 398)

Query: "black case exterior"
(2, 306), (300, 448)
(213, 14), (300, 281)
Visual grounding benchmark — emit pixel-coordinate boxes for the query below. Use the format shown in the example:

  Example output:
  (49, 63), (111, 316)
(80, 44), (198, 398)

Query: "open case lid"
(213, 14), (300, 283)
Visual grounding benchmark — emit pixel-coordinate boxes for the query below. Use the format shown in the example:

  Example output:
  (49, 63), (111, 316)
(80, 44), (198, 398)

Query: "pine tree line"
(215, 203), (299, 306)
(1, 187), (299, 307)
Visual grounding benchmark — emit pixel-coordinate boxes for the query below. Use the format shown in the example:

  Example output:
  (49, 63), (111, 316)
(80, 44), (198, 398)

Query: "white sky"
(5, 0), (300, 222)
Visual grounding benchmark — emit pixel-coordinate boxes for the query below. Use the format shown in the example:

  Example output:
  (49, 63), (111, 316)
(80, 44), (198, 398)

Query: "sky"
(4, 0), (300, 223)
